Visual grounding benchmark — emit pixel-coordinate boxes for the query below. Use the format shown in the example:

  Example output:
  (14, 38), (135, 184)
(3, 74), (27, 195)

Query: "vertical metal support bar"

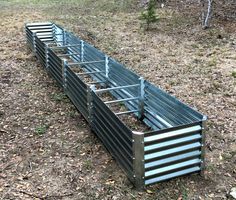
(80, 40), (84, 62)
(138, 77), (145, 120)
(33, 32), (37, 54)
(62, 59), (68, 92)
(45, 43), (49, 70)
(63, 29), (66, 46)
(105, 55), (109, 82)
(52, 24), (56, 43)
(200, 115), (207, 176)
(87, 85), (96, 127)
(105, 55), (109, 78)
(132, 131), (145, 190)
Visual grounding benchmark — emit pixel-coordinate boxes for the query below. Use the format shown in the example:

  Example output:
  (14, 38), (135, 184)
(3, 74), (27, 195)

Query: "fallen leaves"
(105, 179), (115, 185)
(146, 189), (154, 194)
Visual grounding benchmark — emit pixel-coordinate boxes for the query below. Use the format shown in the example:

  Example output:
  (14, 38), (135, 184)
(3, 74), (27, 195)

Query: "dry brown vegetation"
(0, 0), (236, 199)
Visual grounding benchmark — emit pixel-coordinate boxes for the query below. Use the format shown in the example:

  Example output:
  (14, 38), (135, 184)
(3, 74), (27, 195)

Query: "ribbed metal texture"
(66, 67), (88, 119)
(25, 22), (207, 189)
(144, 123), (202, 185)
(92, 92), (133, 178)
(143, 81), (203, 130)
(108, 59), (140, 112)
(47, 48), (63, 87)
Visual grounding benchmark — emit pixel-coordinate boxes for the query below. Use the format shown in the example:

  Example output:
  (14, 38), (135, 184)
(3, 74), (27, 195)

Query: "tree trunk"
(201, 0), (213, 29)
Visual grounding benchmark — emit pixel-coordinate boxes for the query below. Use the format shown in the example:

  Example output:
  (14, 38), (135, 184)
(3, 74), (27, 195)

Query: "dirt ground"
(0, 1), (236, 199)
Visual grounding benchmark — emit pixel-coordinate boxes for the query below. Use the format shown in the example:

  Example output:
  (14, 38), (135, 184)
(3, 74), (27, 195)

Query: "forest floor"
(0, 0), (236, 199)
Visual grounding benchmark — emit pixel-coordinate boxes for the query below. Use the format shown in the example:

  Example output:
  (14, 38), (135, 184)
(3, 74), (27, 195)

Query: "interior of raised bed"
(47, 31), (203, 134)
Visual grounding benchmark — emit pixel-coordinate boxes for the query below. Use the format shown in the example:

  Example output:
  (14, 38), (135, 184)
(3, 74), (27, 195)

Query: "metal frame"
(25, 22), (207, 190)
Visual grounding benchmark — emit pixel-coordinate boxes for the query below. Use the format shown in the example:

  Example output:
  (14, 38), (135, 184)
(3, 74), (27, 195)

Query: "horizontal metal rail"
(95, 84), (140, 94)
(50, 44), (81, 49)
(104, 97), (139, 105)
(57, 53), (80, 57)
(87, 80), (107, 85)
(77, 71), (104, 75)
(36, 33), (63, 36)
(45, 40), (63, 44)
(115, 109), (139, 116)
(67, 60), (105, 66)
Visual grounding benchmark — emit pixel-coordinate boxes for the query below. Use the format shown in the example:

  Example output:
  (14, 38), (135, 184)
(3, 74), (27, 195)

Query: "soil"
(0, 1), (236, 199)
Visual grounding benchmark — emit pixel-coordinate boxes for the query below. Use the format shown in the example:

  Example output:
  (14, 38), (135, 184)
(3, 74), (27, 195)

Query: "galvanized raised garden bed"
(25, 22), (207, 189)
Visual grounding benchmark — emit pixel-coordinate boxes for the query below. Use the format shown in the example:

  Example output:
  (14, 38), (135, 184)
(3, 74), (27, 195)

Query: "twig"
(17, 190), (73, 200)
(18, 190), (43, 199)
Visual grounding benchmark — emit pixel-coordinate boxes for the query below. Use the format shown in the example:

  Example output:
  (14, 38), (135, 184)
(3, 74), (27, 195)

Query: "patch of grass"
(68, 110), (77, 118)
(232, 71), (236, 78)
(35, 124), (49, 135)
(77, 122), (87, 129)
(206, 164), (215, 172)
(83, 159), (93, 170)
(208, 57), (217, 67)
(180, 183), (188, 200)
(11, 0), (138, 15)
(191, 43), (199, 49)
(51, 92), (69, 102)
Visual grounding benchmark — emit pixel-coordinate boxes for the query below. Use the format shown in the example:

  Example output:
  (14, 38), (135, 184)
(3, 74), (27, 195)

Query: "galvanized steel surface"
(25, 22), (207, 189)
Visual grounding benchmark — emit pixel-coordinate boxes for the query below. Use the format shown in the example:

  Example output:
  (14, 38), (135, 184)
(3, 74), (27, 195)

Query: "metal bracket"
(45, 43), (49, 70)
(81, 40), (84, 62)
(105, 55), (109, 83)
(52, 24), (56, 42)
(33, 32), (37, 54)
(138, 77), (145, 120)
(87, 84), (96, 127)
(62, 59), (68, 92)
(63, 29), (66, 46)
(200, 115), (207, 177)
(132, 131), (145, 190)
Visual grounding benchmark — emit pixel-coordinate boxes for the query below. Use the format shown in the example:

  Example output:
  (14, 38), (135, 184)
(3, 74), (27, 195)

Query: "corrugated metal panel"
(144, 123), (203, 185)
(92, 92), (134, 179)
(47, 49), (63, 87)
(66, 67), (88, 119)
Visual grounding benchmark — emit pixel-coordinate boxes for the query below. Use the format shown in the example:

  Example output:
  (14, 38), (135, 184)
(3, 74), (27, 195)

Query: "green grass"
(35, 124), (49, 135)
(180, 183), (189, 200)
(2, 0), (138, 13)
(232, 71), (236, 78)
(68, 110), (77, 118)
(83, 159), (93, 170)
(51, 92), (69, 102)
(208, 57), (217, 67)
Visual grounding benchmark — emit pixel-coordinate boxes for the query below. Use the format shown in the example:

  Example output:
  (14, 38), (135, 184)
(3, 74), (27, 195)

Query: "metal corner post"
(87, 84), (96, 128)
(132, 131), (145, 190)
(52, 24), (56, 42)
(45, 43), (49, 70)
(62, 59), (68, 92)
(138, 77), (145, 120)
(200, 115), (207, 176)
(105, 55), (109, 85)
(33, 32), (37, 54)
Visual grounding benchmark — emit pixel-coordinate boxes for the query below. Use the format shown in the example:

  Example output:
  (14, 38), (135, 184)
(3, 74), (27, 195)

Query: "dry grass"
(0, 0), (236, 199)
